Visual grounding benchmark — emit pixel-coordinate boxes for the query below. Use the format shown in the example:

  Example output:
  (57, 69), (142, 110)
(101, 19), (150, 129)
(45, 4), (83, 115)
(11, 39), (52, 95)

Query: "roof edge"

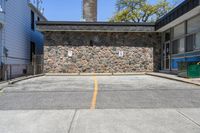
(155, 0), (200, 30)
(36, 21), (155, 27)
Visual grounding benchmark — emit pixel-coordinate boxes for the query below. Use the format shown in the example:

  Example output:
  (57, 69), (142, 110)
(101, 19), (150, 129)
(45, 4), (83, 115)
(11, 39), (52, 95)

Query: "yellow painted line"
(90, 76), (98, 110)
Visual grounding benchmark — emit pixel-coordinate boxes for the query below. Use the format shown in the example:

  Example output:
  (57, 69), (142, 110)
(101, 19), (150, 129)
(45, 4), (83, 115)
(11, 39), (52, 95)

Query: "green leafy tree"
(110, 0), (179, 22)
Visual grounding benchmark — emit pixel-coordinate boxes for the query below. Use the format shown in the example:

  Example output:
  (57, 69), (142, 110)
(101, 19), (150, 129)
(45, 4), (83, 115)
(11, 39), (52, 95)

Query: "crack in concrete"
(176, 110), (200, 128)
(68, 110), (77, 133)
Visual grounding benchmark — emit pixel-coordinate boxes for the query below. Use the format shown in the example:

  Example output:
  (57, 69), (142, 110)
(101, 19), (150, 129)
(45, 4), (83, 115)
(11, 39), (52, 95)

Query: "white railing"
(0, 0), (5, 25)
(28, 0), (44, 14)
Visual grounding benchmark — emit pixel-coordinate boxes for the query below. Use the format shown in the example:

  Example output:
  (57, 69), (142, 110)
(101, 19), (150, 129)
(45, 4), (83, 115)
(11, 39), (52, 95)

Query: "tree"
(110, 0), (178, 22)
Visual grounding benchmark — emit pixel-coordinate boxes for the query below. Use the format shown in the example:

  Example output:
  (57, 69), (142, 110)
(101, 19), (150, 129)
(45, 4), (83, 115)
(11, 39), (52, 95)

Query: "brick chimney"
(83, 0), (97, 22)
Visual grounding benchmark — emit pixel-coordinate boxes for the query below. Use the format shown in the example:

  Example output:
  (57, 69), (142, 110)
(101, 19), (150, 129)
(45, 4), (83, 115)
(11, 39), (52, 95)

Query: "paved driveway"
(0, 75), (200, 133)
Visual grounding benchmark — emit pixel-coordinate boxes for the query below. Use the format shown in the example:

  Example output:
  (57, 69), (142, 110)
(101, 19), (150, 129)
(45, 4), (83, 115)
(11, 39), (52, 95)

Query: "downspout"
(1, 0), (7, 64)
(0, 0), (5, 66)
(0, 0), (7, 80)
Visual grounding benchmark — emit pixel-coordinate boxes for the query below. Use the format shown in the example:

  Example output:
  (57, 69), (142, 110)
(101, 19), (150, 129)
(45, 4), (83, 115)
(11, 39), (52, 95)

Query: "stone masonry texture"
(37, 24), (155, 32)
(43, 31), (161, 73)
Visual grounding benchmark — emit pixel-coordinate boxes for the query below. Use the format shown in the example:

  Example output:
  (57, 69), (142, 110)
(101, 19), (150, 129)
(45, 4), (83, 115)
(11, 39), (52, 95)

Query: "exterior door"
(164, 42), (170, 70)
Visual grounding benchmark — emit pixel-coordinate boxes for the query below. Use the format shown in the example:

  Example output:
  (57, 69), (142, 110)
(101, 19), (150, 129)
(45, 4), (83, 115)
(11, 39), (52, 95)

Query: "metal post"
(6, 64), (8, 80)
(9, 64), (12, 80)
(33, 55), (36, 75)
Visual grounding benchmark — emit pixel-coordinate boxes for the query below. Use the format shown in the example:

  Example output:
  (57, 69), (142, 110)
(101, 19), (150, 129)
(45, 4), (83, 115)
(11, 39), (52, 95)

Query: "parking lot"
(0, 75), (200, 133)
(0, 75), (200, 110)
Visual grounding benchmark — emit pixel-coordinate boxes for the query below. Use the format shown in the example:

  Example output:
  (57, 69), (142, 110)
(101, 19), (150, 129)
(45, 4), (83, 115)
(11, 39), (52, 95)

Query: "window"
(37, 17), (40, 22)
(165, 30), (170, 42)
(174, 23), (185, 38)
(186, 34), (195, 52)
(172, 40), (179, 54)
(30, 42), (35, 62)
(186, 33), (200, 51)
(179, 38), (185, 53)
(195, 32), (200, 50)
(31, 11), (35, 30)
(187, 15), (200, 33)
(172, 38), (185, 54)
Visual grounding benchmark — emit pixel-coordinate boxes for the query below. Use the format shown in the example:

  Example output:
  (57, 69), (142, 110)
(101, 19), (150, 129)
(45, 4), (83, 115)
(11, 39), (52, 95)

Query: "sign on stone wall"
(68, 51), (73, 57)
(119, 51), (124, 57)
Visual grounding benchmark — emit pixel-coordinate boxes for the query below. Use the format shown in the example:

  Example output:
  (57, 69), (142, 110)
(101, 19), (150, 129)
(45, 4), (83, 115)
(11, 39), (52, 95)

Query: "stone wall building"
(36, 0), (161, 74)
(37, 0), (200, 74)
(37, 22), (161, 73)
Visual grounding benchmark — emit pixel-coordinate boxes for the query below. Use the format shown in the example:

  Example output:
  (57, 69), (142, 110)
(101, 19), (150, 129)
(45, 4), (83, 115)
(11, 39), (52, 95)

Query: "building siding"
(5, 0), (31, 64)
(0, 0), (45, 79)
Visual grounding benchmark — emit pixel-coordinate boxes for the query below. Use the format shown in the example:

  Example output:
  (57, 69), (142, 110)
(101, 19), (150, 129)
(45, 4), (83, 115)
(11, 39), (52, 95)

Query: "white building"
(0, 0), (46, 80)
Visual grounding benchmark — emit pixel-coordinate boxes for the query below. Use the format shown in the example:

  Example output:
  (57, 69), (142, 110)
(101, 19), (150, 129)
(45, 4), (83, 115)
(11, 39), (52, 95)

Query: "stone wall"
(43, 32), (161, 73)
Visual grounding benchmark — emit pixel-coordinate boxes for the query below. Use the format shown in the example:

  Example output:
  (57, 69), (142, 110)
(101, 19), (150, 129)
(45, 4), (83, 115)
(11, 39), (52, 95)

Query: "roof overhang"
(156, 5), (200, 32)
(36, 21), (156, 32)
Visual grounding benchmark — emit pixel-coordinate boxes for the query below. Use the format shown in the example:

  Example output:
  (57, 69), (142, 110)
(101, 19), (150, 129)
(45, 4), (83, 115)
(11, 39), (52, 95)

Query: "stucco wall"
(43, 31), (161, 73)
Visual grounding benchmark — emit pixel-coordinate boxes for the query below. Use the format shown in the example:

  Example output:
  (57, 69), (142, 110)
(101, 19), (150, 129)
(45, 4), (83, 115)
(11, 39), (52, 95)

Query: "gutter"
(36, 21), (155, 27)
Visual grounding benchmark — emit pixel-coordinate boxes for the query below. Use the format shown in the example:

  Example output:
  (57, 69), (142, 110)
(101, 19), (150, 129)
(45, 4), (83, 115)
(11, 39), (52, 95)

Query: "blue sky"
(43, 0), (115, 21)
(42, 0), (183, 21)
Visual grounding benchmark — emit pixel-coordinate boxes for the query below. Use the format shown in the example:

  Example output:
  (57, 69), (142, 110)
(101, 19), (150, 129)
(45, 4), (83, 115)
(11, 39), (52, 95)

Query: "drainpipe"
(1, 0), (6, 80)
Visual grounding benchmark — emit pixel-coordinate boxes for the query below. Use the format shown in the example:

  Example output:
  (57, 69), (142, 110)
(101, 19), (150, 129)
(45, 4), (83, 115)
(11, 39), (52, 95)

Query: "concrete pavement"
(0, 110), (75, 133)
(0, 109), (200, 133)
(70, 109), (200, 133)
(0, 75), (200, 110)
(0, 75), (200, 133)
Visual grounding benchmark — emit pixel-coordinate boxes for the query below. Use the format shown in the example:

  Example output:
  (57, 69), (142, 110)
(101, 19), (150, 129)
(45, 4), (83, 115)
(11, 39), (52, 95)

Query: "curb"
(113, 72), (146, 76)
(80, 73), (113, 76)
(45, 73), (80, 76)
(45, 72), (146, 76)
(146, 73), (200, 86)
(9, 74), (45, 84)
(0, 82), (9, 91)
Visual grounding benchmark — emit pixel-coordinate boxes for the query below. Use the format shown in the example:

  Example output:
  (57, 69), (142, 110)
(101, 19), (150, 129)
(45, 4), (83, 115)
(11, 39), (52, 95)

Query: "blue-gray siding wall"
(5, 0), (31, 64)
(0, 0), (44, 76)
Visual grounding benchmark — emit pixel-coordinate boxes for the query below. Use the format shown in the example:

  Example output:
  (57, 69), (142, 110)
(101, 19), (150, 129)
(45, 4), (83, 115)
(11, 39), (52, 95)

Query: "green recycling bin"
(188, 62), (200, 78)
(178, 62), (200, 78)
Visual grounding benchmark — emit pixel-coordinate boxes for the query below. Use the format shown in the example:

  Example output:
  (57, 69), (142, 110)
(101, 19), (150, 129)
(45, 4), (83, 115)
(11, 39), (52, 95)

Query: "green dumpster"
(178, 62), (200, 78)
(188, 62), (200, 78)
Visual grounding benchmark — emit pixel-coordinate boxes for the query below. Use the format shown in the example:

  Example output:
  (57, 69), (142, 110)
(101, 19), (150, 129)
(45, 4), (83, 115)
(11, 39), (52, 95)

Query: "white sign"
(68, 50), (73, 57)
(119, 51), (124, 57)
